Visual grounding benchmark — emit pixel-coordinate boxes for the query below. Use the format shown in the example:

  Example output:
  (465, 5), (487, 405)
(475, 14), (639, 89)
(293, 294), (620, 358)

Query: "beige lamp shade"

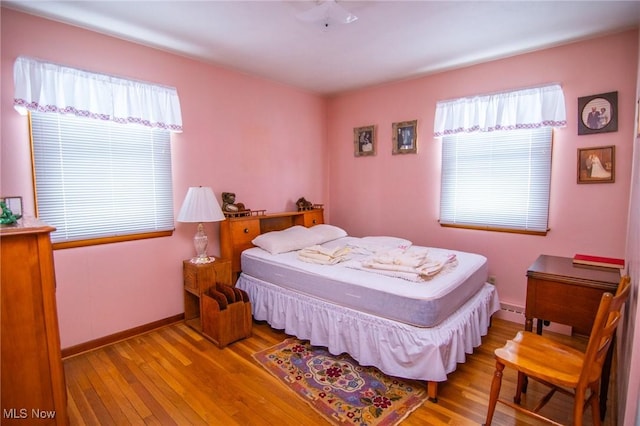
(177, 186), (225, 263)
(177, 186), (225, 223)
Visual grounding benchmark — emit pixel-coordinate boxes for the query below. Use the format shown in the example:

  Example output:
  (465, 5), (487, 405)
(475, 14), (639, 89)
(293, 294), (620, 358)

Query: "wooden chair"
(484, 275), (631, 426)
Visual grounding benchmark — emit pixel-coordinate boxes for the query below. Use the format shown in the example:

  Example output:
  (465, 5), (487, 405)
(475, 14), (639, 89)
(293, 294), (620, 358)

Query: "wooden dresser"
(220, 209), (324, 281)
(1, 219), (68, 425)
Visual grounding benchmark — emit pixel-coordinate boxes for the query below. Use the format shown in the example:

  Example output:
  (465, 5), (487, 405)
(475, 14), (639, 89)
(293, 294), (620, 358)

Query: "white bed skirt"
(237, 274), (500, 382)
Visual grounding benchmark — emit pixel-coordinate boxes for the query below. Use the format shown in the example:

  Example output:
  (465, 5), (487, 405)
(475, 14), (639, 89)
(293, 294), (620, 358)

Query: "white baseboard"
(495, 303), (572, 336)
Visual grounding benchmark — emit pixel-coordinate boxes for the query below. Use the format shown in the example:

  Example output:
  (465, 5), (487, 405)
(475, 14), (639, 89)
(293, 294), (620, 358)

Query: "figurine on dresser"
(221, 192), (250, 217)
(296, 197), (314, 211)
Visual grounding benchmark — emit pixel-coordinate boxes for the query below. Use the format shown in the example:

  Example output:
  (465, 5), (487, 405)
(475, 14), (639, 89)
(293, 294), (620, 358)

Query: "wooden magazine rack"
(202, 283), (252, 348)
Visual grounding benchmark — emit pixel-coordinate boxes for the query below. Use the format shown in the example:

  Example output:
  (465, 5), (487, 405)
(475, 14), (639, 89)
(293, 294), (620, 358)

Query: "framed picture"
(577, 145), (615, 184)
(578, 91), (618, 135)
(354, 125), (375, 157)
(637, 99), (640, 137)
(392, 120), (418, 154)
(1, 196), (23, 224)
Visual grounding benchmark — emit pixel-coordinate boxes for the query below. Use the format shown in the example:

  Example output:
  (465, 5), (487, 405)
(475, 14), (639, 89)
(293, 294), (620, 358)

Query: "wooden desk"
(526, 254), (620, 335)
(525, 254), (621, 419)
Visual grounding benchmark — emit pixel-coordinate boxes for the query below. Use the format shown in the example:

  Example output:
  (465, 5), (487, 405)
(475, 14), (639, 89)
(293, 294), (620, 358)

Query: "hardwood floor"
(63, 318), (615, 425)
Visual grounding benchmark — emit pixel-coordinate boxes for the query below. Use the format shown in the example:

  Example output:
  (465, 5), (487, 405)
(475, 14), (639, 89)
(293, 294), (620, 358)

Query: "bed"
(222, 211), (499, 401)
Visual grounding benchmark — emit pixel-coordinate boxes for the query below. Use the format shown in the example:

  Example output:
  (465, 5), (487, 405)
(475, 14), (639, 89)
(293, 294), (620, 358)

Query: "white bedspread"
(237, 274), (500, 382)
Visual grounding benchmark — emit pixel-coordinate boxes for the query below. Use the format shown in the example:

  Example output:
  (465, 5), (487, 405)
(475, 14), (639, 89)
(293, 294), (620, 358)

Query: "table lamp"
(177, 186), (225, 264)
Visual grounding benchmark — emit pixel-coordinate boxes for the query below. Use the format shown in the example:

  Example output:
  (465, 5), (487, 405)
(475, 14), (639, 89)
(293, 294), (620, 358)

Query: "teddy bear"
(222, 192), (248, 215)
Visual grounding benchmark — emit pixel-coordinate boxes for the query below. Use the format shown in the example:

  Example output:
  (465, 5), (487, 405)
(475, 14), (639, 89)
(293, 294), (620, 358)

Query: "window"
(434, 83), (565, 234)
(439, 127), (552, 234)
(14, 56), (183, 248)
(30, 112), (175, 247)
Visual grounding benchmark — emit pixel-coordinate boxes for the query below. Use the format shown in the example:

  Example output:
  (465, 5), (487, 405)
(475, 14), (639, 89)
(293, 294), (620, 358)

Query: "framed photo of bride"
(577, 145), (615, 184)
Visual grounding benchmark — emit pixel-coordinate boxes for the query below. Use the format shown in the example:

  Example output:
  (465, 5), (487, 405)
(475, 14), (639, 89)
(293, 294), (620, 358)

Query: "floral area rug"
(253, 338), (428, 425)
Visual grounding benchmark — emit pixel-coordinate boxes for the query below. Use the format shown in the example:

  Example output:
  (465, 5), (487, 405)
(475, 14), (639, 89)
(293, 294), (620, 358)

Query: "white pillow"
(309, 224), (348, 244)
(252, 226), (320, 255)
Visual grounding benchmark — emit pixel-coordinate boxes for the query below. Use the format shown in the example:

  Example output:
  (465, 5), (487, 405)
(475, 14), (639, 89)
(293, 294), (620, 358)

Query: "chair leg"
(521, 375), (528, 394)
(589, 382), (602, 426)
(515, 371), (525, 404)
(574, 386), (587, 426)
(485, 361), (505, 426)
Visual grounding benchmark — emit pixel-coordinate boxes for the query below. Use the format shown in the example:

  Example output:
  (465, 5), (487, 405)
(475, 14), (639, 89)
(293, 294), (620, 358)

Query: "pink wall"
(2, 6), (639, 424)
(327, 30), (637, 312)
(1, 8), (327, 347)
(326, 29), (639, 424)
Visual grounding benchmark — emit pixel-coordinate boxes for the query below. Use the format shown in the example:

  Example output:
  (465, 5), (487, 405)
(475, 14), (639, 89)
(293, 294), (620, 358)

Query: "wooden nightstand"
(183, 257), (232, 334)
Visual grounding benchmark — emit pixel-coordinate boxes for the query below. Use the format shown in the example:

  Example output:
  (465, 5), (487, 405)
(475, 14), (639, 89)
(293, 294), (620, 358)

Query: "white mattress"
(240, 236), (488, 327)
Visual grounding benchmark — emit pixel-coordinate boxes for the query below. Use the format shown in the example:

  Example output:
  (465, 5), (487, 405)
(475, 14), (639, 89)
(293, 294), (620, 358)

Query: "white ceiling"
(4, 1), (640, 96)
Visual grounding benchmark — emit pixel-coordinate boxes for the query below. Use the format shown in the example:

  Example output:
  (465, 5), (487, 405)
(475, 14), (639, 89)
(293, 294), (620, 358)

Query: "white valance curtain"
(13, 56), (183, 132)
(433, 83), (566, 137)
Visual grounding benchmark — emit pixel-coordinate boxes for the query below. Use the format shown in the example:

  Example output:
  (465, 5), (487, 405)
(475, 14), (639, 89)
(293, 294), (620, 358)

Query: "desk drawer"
(526, 277), (610, 335)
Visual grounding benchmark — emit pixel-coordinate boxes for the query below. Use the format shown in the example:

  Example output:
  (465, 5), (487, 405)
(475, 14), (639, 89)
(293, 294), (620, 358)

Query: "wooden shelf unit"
(220, 209), (324, 280)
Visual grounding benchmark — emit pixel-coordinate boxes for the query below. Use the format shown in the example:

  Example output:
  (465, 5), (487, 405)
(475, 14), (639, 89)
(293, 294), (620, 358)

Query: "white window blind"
(31, 112), (175, 244)
(439, 128), (552, 233)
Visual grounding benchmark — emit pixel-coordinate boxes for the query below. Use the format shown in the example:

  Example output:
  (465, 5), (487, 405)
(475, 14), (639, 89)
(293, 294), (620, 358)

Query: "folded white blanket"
(298, 245), (350, 265)
(355, 252), (458, 282)
(371, 247), (430, 268)
(363, 258), (444, 275)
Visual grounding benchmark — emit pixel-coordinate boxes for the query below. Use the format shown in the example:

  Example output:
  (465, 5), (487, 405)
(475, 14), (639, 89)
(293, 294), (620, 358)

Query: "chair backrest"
(579, 275), (631, 387)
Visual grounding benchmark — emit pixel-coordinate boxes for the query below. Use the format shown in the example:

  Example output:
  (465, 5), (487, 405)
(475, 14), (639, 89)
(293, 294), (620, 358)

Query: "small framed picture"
(578, 91), (618, 135)
(354, 125), (376, 157)
(0, 197), (22, 219)
(577, 145), (615, 184)
(637, 99), (640, 136)
(392, 120), (418, 154)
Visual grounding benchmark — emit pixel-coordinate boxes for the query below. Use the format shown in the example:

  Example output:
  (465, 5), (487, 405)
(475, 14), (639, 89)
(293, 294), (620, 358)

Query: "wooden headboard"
(220, 209), (324, 282)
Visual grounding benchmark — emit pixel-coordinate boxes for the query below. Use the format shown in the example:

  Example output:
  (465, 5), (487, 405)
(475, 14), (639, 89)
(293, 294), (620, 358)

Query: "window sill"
(439, 223), (548, 236)
(52, 230), (174, 250)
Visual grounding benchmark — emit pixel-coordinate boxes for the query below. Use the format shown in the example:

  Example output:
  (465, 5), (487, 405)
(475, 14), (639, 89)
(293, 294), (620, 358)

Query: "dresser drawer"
(231, 219), (260, 244)
(304, 209), (324, 227)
